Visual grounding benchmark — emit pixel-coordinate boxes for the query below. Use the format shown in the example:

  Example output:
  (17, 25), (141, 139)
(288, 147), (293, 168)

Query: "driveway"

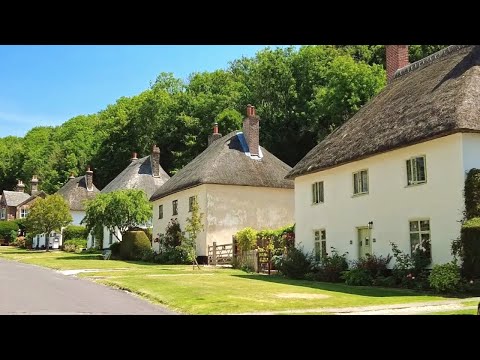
(0, 259), (177, 315)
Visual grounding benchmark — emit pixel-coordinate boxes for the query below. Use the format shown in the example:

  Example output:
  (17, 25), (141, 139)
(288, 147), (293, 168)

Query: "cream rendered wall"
(462, 133), (480, 174)
(205, 184), (294, 253)
(151, 185), (207, 256)
(102, 227), (122, 249)
(71, 210), (85, 226)
(294, 133), (465, 266)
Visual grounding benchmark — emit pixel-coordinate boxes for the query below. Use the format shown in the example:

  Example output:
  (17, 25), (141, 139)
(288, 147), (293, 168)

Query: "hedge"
(63, 225), (87, 241)
(119, 231), (152, 260)
(460, 218), (480, 278)
(0, 221), (19, 242)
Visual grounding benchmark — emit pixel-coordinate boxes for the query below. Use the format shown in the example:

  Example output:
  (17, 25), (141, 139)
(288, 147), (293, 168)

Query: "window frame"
(20, 208), (28, 218)
(313, 229), (327, 261)
(172, 200), (178, 216)
(406, 155), (427, 186)
(158, 204), (163, 219)
(353, 169), (369, 196)
(311, 181), (324, 205)
(0, 208), (5, 219)
(188, 195), (198, 212)
(109, 232), (113, 245)
(409, 218), (432, 261)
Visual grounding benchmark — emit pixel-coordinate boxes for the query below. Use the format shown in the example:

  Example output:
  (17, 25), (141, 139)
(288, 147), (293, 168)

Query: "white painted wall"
(294, 133), (465, 266)
(34, 231), (62, 249)
(102, 227), (122, 249)
(71, 210), (85, 226)
(151, 184), (294, 257)
(462, 133), (480, 174)
(152, 185), (207, 255)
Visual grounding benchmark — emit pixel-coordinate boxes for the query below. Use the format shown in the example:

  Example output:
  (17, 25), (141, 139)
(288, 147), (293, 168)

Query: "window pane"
(362, 171), (368, 192)
(412, 157), (417, 182)
(314, 242), (321, 261)
(314, 230), (320, 241)
(319, 182), (324, 202)
(354, 173), (358, 194)
(410, 233), (420, 254)
(321, 240), (327, 257)
(420, 220), (429, 231)
(410, 221), (419, 232)
(417, 157), (426, 182)
(321, 230), (326, 240)
(406, 159), (412, 184)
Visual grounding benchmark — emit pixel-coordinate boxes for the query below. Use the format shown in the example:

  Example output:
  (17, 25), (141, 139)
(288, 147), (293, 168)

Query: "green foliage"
(63, 238), (87, 253)
(25, 236), (33, 249)
(10, 230), (18, 242)
(13, 237), (26, 249)
(119, 231), (152, 261)
(109, 242), (121, 258)
(429, 263), (461, 293)
(63, 225), (87, 241)
(0, 221), (19, 242)
(459, 219), (480, 278)
(353, 254), (392, 278)
(273, 247), (312, 280)
(82, 189), (152, 241)
(390, 242), (430, 288)
(184, 199), (204, 263)
(235, 227), (258, 252)
(464, 169), (480, 219)
(372, 276), (396, 288)
(155, 219), (194, 264)
(24, 194), (72, 251)
(311, 248), (349, 282)
(342, 268), (373, 286)
(154, 247), (193, 265)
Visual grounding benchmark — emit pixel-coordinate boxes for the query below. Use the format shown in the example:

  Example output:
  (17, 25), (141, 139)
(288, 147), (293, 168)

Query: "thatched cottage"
(286, 45), (480, 266)
(150, 105), (294, 263)
(1, 177), (46, 222)
(97, 146), (170, 249)
(35, 168), (100, 249)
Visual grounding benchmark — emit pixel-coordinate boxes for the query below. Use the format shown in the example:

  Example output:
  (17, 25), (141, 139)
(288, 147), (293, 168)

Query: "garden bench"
(101, 249), (112, 260)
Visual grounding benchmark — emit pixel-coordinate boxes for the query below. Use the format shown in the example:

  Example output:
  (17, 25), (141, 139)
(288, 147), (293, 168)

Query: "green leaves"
(25, 194), (73, 237)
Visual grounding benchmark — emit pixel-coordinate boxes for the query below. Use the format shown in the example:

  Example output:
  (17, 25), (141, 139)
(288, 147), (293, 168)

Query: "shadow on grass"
(232, 274), (444, 298)
(54, 256), (190, 268)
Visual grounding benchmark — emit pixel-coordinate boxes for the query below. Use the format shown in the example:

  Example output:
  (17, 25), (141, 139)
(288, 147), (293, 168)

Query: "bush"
(429, 262), (461, 293)
(459, 218), (480, 278)
(312, 248), (349, 282)
(390, 242), (430, 287)
(235, 227), (258, 252)
(464, 169), (480, 219)
(0, 221), (19, 242)
(109, 242), (121, 258)
(119, 231), (152, 261)
(372, 276), (396, 288)
(63, 238), (87, 253)
(15, 237), (26, 249)
(154, 247), (193, 264)
(25, 237), (33, 249)
(274, 247), (312, 279)
(63, 225), (87, 242)
(354, 254), (392, 278)
(342, 268), (373, 286)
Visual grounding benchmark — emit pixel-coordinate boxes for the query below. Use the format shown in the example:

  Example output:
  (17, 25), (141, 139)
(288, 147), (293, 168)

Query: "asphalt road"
(0, 259), (177, 315)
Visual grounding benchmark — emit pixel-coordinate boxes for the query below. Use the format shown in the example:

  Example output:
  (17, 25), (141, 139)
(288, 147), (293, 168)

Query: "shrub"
(0, 221), (19, 242)
(354, 254), (392, 278)
(459, 218), (480, 278)
(119, 231), (152, 260)
(15, 237), (26, 249)
(63, 238), (87, 253)
(25, 237), (33, 249)
(464, 169), (480, 219)
(342, 268), (373, 286)
(109, 242), (121, 258)
(372, 276), (396, 288)
(63, 225), (87, 242)
(274, 247), (312, 279)
(235, 227), (257, 252)
(154, 247), (193, 264)
(429, 262), (461, 293)
(390, 242), (430, 287)
(312, 248), (349, 282)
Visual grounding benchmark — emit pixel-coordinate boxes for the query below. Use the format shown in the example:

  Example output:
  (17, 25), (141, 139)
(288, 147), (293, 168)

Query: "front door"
(358, 227), (371, 258)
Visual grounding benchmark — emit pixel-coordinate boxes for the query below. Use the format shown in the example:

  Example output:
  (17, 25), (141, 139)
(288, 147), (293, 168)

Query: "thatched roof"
(2, 191), (30, 207)
(57, 176), (100, 211)
(287, 45), (480, 179)
(150, 131), (294, 201)
(101, 155), (169, 198)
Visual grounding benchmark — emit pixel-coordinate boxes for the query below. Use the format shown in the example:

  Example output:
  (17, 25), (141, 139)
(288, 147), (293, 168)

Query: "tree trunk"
(45, 231), (50, 252)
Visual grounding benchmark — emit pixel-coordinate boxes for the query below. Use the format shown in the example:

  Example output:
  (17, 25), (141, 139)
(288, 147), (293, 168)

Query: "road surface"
(0, 259), (177, 315)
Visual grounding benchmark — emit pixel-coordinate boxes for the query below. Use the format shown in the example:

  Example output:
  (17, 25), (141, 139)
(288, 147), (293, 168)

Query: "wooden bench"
(100, 249), (112, 260)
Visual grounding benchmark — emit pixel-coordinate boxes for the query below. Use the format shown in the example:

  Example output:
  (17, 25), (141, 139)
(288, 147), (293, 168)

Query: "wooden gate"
(208, 242), (233, 265)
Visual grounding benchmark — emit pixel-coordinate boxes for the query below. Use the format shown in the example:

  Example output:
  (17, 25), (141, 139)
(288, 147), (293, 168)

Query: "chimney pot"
(213, 123), (219, 134)
(131, 152), (138, 161)
(386, 45), (409, 83)
(16, 179), (25, 193)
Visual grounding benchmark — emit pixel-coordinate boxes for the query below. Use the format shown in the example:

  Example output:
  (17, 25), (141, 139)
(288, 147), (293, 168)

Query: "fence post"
(207, 245), (211, 265)
(212, 242), (217, 266)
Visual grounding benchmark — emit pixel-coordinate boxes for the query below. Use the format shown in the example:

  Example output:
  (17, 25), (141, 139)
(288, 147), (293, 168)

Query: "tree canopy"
(0, 45), (448, 192)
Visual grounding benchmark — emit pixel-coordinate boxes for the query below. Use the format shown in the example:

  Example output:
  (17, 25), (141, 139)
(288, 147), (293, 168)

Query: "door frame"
(356, 226), (372, 259)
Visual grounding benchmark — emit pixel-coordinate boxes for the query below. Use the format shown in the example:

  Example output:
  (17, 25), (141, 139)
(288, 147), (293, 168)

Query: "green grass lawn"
(0, 246), (469, 315)
(425, 308), (478, 315)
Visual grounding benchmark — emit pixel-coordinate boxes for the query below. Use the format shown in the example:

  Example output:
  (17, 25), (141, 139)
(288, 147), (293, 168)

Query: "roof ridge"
(394, 45), (470, 80)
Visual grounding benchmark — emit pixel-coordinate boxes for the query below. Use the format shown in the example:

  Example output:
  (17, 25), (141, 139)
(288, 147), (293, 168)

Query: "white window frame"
(314, 229), (327, 261)
(158, 204), (163, 219)
(20, 208), (28, 218)
(312, 181), (324, 205)
(406, 155), (427, 186)
(353, 169), (369, 195)
(409, 218), (431, 260)
(109, 232), (113, 245)
(172, 200), (178, 216)
(188, 196), (197, 212)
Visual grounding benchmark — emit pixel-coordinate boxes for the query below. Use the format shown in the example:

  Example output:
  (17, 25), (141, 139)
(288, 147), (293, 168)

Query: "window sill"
(405, 182), (427, 188)
(352, 192), (369, 198)
(311, 202), (324, 206)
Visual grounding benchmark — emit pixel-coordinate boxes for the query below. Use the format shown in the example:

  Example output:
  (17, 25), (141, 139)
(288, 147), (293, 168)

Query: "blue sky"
(0, 45), (290, 138)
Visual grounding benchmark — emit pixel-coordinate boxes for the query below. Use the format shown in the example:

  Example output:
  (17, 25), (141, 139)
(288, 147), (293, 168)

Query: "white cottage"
(34, 168), (100, 249)
(97, 146), (170, 249)
(150, 105), (295, 263)
(286, 45), (480, 266)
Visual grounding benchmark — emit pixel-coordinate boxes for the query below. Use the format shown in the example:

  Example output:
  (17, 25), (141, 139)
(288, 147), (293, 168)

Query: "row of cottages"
(287, 45), (480, 266)
(0, 177), (46, 224)
(34, 168), (100, 248)
(96, 145), (170, 249)
(150, 105), (295, 263)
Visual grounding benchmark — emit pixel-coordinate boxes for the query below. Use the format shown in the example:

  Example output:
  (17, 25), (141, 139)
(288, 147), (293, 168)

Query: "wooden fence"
(208, 242), (233, 265)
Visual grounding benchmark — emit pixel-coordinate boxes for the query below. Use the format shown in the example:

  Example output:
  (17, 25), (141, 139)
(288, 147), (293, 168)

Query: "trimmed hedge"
(464, 169), (480, 219)
(119, 231), (152, 260)
(63, 238), (87, 253)
(63, 225), (87, 241)
(460, 218), (480, 278)
(0, 221), (19, 242)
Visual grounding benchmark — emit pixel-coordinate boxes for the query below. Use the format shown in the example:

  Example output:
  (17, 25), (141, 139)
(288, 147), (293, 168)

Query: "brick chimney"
(386, 45), (409, 83)
(31, 175), (39, 196)
(16, 180), (25, 193)
(208, 122), (223, 146)
(242, 104), (260, 156)
(151, 145), (160, 177)
(69, 173), (75, 179)
(86, 166), (93, 191)
(131, 152), (138, 161)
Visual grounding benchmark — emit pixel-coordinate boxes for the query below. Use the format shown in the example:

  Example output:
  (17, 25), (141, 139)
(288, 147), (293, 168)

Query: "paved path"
(0, 259), (177, 315)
